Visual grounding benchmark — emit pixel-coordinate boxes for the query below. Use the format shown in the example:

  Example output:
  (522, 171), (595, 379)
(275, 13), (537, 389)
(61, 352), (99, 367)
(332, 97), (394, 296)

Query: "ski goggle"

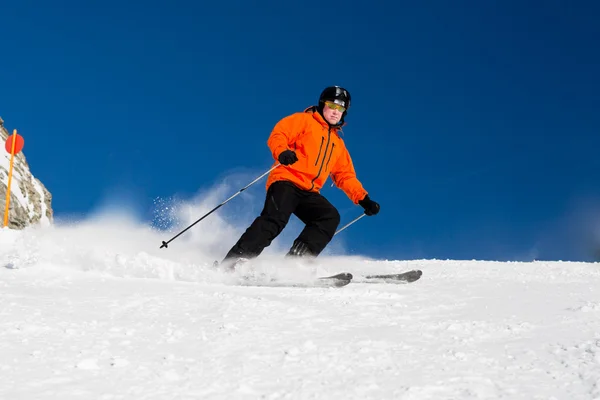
(324, 101), (346, 112)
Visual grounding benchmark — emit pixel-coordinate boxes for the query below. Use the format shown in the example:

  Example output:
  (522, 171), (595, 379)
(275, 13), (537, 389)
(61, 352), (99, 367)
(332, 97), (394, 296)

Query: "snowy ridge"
(0, 120), (53, 228)
(1, 211), (600, 399)
(32, 177), (49, 223)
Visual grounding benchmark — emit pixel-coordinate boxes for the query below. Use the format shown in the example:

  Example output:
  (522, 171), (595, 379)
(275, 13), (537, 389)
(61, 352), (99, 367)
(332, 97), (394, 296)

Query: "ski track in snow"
(1, 227), (600, 399)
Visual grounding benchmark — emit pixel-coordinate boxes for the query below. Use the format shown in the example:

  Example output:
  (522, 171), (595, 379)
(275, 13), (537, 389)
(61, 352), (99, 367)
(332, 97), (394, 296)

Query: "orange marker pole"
(3, 129), (18, 227)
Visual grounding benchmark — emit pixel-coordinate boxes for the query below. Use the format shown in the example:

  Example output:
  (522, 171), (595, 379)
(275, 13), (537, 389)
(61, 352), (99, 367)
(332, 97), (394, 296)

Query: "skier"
(219, 86), (380, 270)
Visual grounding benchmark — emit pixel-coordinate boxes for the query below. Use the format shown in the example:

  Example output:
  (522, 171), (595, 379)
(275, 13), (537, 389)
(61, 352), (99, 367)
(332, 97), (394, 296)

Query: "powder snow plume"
(0, 170), (360, 285)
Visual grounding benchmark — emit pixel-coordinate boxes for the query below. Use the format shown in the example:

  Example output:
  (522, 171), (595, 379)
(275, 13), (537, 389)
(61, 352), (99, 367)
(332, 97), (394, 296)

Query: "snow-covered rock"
(0, 116), (53, 229)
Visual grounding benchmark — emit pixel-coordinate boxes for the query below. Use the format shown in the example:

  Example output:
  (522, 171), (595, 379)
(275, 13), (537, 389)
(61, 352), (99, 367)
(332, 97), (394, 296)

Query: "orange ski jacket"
(266, 106), (368, 205)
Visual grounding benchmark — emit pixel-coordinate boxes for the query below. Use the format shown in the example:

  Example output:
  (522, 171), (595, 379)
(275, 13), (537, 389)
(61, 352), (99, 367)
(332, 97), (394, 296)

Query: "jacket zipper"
(325, 143), (335, 171)
(314, 137), (324, 166)
(309, 127), (331, 191)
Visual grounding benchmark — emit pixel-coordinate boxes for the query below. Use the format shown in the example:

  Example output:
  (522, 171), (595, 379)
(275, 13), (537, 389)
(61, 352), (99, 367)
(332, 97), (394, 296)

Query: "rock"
(0, 117), (53, 229)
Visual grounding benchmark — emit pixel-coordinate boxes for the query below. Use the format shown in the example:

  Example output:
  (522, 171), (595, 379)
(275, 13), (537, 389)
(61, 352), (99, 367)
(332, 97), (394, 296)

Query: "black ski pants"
(223, 180), (341, 260)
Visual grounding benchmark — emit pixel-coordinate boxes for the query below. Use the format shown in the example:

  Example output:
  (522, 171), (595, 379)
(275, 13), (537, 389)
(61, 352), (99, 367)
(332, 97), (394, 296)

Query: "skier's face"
(323, 101), (344, 125)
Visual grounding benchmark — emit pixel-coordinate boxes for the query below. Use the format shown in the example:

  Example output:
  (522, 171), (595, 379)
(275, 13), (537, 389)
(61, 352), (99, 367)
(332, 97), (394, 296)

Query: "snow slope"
(1, 207), (600, 399)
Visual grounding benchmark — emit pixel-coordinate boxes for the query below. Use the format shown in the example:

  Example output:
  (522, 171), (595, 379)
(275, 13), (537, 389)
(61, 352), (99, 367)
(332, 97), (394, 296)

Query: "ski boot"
(214, 257), (250, 273)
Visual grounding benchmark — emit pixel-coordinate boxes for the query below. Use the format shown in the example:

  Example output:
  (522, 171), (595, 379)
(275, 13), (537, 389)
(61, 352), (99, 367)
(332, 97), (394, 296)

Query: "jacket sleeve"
(267, 113), (304, 161)
(330, 144), (368, 204)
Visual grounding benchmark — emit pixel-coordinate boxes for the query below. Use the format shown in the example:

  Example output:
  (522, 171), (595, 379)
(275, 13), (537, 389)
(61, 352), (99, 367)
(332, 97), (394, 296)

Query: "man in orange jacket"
(220, 86), (380, 270)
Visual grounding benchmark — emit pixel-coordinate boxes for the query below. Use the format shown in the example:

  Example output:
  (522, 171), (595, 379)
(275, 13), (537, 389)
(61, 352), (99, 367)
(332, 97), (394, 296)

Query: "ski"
(212, 259), (353, 288)
(239, 272), (353, 288)
(361, 269), (422, 284)
(317, 272), (353, 287)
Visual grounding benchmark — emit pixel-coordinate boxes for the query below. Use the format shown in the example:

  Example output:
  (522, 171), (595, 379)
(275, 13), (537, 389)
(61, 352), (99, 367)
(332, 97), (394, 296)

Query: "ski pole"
(334, 213), (366, 236)
(160, 164), (280, 249)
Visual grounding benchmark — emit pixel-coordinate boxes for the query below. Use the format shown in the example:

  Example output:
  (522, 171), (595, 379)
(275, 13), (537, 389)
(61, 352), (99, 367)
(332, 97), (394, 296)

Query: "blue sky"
(2, 1), (599, 262)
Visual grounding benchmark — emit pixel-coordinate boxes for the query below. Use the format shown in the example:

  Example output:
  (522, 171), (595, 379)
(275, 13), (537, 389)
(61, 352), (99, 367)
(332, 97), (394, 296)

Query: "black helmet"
(319, 86), (351, 110)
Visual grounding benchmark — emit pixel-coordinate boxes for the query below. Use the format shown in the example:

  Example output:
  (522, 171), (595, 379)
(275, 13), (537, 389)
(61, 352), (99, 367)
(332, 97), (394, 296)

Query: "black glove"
(358, 195), (380, 216)
(278, 150), (298, 166)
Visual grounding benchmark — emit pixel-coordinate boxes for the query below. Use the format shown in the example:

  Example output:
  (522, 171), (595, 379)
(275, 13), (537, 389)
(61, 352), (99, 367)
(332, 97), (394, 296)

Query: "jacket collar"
(303, 105), (346, 131)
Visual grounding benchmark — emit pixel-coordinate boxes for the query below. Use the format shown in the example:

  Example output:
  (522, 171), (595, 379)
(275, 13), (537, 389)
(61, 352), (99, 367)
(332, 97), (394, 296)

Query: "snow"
(32, 178), (50, 227)
(1, 203), (600, 399)
(1, 150), (27, 207)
